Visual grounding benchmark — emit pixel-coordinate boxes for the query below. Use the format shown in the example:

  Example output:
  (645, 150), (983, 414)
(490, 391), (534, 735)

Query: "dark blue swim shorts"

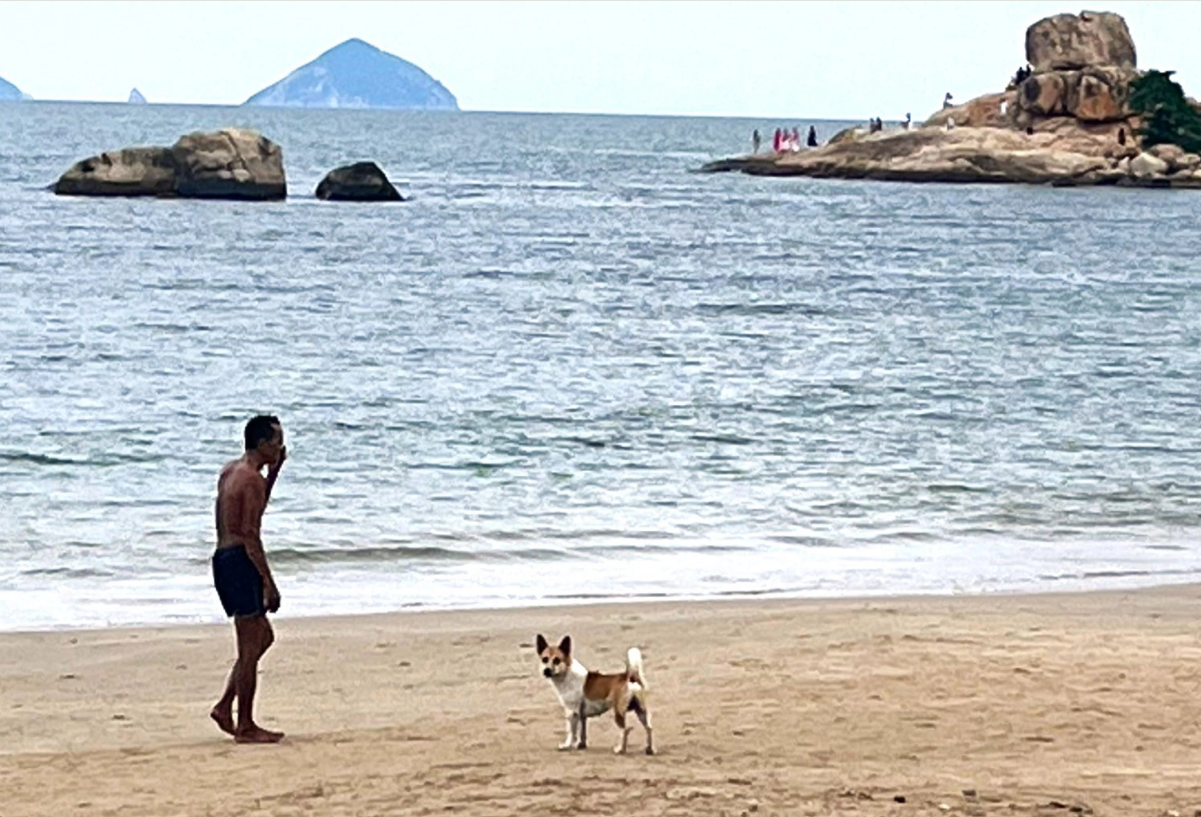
(212, 545), (266, 618)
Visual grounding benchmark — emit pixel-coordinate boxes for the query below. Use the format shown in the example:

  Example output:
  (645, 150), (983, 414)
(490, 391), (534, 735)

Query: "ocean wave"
(227, 544), (573, 566)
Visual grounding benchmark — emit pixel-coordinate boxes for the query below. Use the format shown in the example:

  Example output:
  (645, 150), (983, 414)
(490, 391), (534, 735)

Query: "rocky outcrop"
(315, 161), (404, 201)
(52, 128), (287, 200)
(700, 10), (1201, 188)
(52, 147), (177, 196)
(1025, 11), (1135, 72)
(701, 126), (1201, 188)
(171, 129), (286, 200)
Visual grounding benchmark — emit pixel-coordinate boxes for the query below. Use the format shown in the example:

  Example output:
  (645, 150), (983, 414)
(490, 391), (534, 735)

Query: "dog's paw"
(557, 742), (574, 751)
(576, 742), (588, 751)
(645, 746), (655, 756)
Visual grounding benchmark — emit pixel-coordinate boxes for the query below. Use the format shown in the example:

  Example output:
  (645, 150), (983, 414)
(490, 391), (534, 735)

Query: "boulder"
(1177, 152), (1201, 171)
(1129, 151), (1169, 178)
(1150, 142), (1186, 166)
(52, 147), (177, 197)
(1025, 11), (1136, 72)
(315, 161), (404, 201)
(1020, 72), (1068, 116)
(1018, 66), (1132, 123)
(171, 128), (286, 200)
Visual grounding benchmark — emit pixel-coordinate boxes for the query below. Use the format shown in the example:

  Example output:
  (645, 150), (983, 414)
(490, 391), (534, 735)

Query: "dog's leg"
(577, 703), (588, 750)
(613, 707), (631, 754)
(559, 712), (577, 751)
(635, 705), (654, 755)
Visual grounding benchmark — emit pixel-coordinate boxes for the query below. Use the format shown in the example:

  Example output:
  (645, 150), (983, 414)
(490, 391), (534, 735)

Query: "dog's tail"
(626, 647), (647, 689)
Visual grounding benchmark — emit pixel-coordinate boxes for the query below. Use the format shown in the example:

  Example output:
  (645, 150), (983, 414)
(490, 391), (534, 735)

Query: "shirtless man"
(209, 415), (287, 743)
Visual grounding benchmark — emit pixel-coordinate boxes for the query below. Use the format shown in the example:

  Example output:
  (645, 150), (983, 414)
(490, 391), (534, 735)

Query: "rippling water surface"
(3, 102), (1201, 629)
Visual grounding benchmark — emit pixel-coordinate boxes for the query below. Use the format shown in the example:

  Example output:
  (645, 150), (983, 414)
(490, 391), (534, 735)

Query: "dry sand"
(3, 586), (1201, 816)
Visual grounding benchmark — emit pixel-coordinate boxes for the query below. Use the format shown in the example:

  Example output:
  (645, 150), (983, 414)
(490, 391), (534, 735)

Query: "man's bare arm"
(263, 446), (287, 504)
(233, 476), (275, 588)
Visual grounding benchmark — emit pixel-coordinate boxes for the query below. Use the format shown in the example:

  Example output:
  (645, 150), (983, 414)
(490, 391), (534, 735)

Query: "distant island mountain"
(128, 87), (147, 104)
(0, 75), (24, 102)
(243, 38), (457, 111)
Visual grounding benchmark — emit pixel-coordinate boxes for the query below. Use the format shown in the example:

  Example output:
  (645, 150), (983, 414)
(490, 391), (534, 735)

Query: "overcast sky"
(1, 1), (1196, 119)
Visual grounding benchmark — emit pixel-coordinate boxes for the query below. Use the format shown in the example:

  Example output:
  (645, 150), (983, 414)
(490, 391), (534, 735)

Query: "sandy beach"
(3, 587), (1201, 816)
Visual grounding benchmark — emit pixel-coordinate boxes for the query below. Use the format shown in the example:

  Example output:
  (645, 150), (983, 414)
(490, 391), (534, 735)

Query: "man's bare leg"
(233, 615), (284, 743)
(210, 666), (237, 735)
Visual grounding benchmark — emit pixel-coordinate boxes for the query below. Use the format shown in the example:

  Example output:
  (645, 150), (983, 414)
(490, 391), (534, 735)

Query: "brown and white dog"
(535, 634), (654, 755)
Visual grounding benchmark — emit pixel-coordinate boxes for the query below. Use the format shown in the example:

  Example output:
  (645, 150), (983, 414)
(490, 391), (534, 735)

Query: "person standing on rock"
(752, 129), (761, 154)
(772, 128), (782, 153)
(807, 126), (818, 148)
(943, 92), (954, 109)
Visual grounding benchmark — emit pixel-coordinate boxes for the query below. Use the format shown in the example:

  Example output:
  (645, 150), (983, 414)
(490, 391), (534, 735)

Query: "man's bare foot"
(234, 724), (285, 744)
(209, 706), (235, 736)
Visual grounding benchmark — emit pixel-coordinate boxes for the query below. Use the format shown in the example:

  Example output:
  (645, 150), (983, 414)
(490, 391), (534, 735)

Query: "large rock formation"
(315, 161), (404, 201)
(244, 38), (458, 111)
(52, 128), (287, 200)
(702, 10), (1199, 188)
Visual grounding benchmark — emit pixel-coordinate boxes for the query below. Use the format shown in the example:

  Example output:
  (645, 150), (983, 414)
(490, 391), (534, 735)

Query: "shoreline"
(8, 568), (1201, 636)
(4, 583), (1201, 814)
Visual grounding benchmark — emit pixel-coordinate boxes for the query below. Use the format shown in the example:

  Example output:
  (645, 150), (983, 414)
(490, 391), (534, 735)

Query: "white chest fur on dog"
(549, 661), (612, 717)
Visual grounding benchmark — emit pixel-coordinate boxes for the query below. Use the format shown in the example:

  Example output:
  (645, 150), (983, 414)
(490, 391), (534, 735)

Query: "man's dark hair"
(244, 415), (281, 451)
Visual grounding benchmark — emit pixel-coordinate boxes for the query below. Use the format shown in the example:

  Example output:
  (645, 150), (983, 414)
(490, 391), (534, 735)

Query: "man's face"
(258, 424), (284, 466)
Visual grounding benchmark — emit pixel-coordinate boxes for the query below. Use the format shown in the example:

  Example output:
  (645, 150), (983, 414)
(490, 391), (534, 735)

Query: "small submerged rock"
(315, 161), (404, 202)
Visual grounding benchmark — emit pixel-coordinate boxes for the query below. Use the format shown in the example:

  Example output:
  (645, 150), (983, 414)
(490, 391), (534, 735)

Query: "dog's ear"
(558, 635), (572, 655)
(536, 634), (548, 654)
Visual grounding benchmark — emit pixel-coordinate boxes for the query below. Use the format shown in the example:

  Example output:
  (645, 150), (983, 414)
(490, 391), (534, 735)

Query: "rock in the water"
(1025, 11), (1136, 72)
(128, 87), (147, 104)
(244, 38), (457, 111)
(53, 128), (287, 200)
(52, 147), (177, 196)
(699, 10), (1201, 189)
(171, 128), (286, 200)
(722, 127), (1119, 185)
(315, 161), (404, 201)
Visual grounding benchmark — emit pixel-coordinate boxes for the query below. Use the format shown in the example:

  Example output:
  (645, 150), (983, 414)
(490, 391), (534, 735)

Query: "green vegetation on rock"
(1130, 69), (1201, 153)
